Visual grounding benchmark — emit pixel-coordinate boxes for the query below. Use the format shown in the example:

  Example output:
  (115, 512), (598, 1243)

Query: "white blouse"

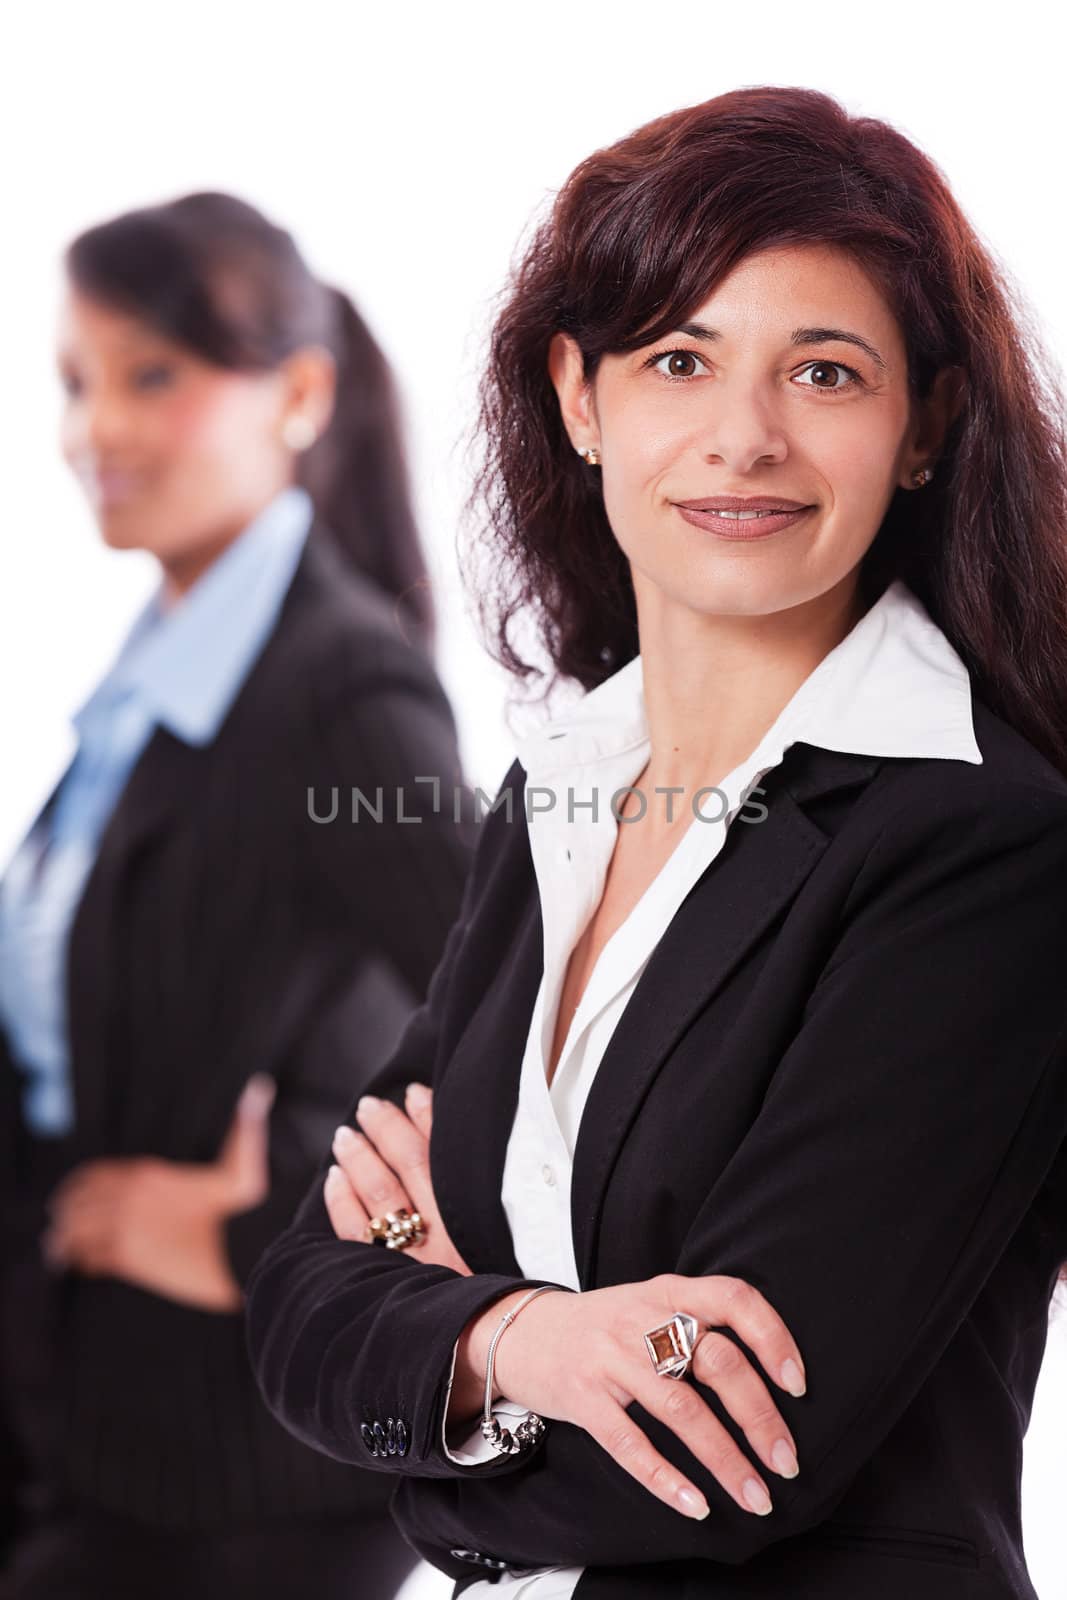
(441, 578), (983, 1598)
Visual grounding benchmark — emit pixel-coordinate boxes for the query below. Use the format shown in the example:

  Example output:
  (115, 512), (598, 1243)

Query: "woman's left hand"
(324, 1083), (471, 1275)
(41, 1075), (276, 1312)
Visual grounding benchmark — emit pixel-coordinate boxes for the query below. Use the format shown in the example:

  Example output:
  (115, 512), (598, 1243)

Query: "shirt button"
(541, 1163), (557, 1187)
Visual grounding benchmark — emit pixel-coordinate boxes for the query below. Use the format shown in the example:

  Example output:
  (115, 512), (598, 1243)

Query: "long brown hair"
(462, 86), (1067, 1286)
(67, 191), (434, 649)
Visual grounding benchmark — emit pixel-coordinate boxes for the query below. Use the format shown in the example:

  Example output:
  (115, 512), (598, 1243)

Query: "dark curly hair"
(462, 83), (1067, 784)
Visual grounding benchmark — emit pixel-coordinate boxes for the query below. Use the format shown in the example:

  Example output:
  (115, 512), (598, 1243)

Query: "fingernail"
(325, 1163), (345, 1185)
(405, 1083), (431, 1106)
(332, 1124), (359, 1152)
(771, 1439), (799, 1479)
(239, 1075), (276, 1117)
(676, 1487), (709, 1520)
(780, 1358), (806, 1396)
(356, 1096), (380, 1116)
(743, 1478), (773, 1516)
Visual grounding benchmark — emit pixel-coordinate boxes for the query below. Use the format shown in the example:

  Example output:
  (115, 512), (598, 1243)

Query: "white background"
(2, 4), (1065, 1596)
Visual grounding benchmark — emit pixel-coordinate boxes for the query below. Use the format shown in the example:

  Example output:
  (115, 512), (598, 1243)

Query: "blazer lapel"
(432, 896), (545, 1277)
(568, 743), (884, 1286)
(431, 743), (883, 1287)
(63, 522), (335, 1151)
(66, 727), (208, 1149)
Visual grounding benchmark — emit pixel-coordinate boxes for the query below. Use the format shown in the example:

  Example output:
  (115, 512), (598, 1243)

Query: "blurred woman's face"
(551, 243), (952, 625)
(56, 287), (298, 586)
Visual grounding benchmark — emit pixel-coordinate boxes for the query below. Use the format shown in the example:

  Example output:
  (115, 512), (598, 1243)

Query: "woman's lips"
(674, 504), (814, 539)
(88, 470), (147, 507)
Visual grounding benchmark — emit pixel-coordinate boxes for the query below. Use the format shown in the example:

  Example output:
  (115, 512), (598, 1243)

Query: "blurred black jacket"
(0, 517), (477, 1533)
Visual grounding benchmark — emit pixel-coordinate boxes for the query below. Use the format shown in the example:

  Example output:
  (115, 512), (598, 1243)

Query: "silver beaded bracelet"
(480, 1284), (570, 1456)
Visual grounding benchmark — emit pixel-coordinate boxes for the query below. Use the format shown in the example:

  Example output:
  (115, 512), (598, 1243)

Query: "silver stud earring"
(911, 466), (934, 488)
(578, 446), (601, 466)
(282, 415), (318, 452)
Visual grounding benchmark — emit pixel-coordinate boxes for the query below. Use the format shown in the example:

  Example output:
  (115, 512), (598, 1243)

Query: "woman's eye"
(651, 349), (709, 380)
(793, 360), (861, 395)
(133, 363), (175, 391)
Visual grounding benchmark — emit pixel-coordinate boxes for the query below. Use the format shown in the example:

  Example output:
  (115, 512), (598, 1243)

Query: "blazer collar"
(433, 740), (884, 1285)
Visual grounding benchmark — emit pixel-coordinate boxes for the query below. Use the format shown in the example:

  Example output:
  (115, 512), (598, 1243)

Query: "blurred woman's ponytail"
(66, 190), (434, 650)
(297, 284), (433, 649)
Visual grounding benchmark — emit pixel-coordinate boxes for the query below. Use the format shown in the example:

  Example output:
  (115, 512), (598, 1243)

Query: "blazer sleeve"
(224, 636), (478, 1286)
(245, 760), (574, 1479)
(373, 774), (1067, 1572)
(222, 955), (425, 1287)
(303, 629), (480, 1001)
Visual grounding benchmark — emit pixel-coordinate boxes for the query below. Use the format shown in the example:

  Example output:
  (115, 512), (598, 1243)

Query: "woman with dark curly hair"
(246, 87), (1067, 1599)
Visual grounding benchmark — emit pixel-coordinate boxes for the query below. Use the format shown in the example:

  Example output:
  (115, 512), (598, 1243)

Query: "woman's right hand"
(488, 1274), (806, 1522)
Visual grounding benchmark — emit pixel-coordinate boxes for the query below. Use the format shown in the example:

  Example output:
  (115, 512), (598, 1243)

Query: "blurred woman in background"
(0, 191), (475, 1597)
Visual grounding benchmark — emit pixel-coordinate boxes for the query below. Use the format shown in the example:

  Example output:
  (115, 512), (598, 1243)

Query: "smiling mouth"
(673, 503), (816, 540)
(711, 508), (802, 520)
(87, 470), (147, 505)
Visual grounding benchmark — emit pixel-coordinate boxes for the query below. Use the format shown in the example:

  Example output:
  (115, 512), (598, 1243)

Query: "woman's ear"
(280, 344), (337, 439)
(905, 364), (968, 480)
(547, 332), (599, 456)
(927, 364), (968, 442)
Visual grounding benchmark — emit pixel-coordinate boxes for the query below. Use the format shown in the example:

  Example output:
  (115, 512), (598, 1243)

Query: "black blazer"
(0, 518), (477, 1531)
(247, 695), (1067, 1600)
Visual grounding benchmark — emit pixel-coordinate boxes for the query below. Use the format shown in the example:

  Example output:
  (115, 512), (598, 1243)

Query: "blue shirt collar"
(74, 484), (314, 747)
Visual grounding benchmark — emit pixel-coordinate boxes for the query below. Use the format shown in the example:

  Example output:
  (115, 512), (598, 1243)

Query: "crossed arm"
(246, 773), (1067, 1569)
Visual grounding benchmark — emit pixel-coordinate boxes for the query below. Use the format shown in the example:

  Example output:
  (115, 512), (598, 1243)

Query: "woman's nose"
(80, 391), (137, 455)
(694, 381), (789, 473)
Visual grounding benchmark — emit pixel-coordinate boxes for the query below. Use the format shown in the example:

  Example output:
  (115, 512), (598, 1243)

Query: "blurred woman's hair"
(464, 84), (1067, 790)
(67, 190), (434, 648)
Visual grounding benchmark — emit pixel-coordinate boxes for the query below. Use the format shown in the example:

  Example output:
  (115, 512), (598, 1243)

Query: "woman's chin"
(95, 506), (149, 550)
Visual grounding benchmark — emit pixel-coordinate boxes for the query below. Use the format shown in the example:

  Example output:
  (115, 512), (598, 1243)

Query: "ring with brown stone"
(644, 1311), (704, 1379)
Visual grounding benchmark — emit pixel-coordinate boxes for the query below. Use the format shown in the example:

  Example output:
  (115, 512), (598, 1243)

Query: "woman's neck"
(633, 574), (866, 800)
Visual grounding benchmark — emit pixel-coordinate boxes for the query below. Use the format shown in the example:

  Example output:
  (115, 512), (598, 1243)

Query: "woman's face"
(551, 243), (955, 623)
(56, 287), (329, 587)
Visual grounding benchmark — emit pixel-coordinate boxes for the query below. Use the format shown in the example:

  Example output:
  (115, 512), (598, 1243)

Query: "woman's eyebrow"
(674, 321), (887, 373)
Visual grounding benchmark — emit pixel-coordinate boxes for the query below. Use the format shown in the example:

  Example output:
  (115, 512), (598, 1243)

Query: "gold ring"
(365, 1207), (426, 1251)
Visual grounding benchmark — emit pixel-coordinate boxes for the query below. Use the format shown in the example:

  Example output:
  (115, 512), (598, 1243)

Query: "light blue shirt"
(0, 484), (314, 1135)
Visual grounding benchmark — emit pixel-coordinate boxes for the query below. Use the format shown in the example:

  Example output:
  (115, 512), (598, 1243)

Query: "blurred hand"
(323, 1083), (471, 1275)
(42, 1074), (276, 1311)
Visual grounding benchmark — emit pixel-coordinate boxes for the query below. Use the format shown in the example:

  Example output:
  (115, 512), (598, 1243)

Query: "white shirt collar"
(516, 578), (982, 784)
